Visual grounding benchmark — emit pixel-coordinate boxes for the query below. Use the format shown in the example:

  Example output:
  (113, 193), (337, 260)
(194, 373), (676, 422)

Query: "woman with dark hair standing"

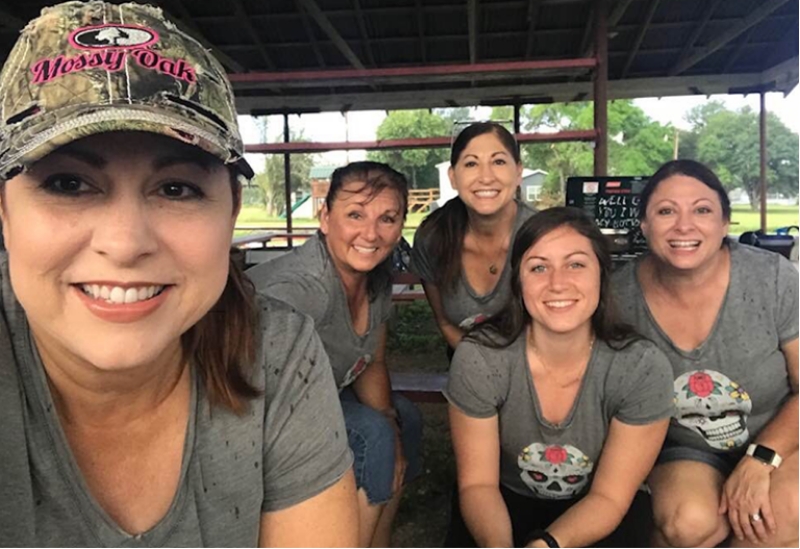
(612, 159), (798, 548)
(446, 207), (673, 547)
(0, 2), (356, 546)
(248, 161), (423, 547)
(411, 122), (535, 352)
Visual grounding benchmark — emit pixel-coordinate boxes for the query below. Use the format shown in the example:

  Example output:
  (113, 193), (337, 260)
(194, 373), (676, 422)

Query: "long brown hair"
(181, 170), (260, 414)
(468, 207), (641, 349)
(414, 122), (520, 290)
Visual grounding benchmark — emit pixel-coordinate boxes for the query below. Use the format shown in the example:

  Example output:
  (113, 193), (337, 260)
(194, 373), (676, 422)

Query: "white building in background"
(435, 162), (547, 208)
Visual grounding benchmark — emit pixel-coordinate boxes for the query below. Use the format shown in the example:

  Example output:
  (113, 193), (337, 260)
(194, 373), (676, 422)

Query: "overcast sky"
(240, 88), (799, 170)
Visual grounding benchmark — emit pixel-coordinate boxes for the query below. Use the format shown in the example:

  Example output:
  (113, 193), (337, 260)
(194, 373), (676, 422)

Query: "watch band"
(525, 529), (560, 548)
(746, 443), (783, 468)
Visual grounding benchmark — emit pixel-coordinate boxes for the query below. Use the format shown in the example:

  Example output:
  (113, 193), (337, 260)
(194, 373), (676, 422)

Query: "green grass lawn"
(730, 205), (798, 233)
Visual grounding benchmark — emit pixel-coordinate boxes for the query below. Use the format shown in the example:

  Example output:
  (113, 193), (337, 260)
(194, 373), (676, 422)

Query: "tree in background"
(249, 117), (316, 216)
(367, 109), (449, 188)
(678, 101), (798, 209)
(521, 100), (673, 199)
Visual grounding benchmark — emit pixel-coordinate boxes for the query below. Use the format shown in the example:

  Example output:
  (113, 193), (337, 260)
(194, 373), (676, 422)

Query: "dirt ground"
(386, 302), (456, 547)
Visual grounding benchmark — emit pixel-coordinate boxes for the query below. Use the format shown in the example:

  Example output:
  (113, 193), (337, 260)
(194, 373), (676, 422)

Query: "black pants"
(444, 484), (653, 548)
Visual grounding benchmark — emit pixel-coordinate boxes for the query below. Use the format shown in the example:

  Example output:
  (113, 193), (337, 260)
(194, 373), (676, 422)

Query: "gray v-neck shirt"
(410, 201), (535, 330)
(446, 335), (673, 499)
(0, 255), (352, 546)
(611, 241), (798, 453)
(248, 234), (392, 389)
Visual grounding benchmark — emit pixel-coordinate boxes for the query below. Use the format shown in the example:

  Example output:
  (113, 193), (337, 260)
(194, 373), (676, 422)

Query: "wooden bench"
(390, 371), (447, 403)
(391, 271), (427, 302)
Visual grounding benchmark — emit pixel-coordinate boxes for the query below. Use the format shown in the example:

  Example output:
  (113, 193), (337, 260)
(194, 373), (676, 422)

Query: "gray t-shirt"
(0, 255), (352, 546)
(446, 335), (673, 499)
(411, 201), (535, 330)
(248, 234), (392, 389)
(611, 241), (799, 454)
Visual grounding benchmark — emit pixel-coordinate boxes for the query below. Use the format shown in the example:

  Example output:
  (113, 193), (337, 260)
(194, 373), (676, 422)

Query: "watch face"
(753, 445), (777, 463)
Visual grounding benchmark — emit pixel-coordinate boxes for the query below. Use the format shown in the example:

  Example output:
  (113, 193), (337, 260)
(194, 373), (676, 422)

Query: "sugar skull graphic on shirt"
(518, 443), (594, 499)
(459, 313), (488, 331)
(673, 370), (752, 450)
(340, 354), (372, 388)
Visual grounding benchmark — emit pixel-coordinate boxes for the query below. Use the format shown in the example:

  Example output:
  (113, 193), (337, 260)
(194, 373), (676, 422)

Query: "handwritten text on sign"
(595, 195), (641, 229)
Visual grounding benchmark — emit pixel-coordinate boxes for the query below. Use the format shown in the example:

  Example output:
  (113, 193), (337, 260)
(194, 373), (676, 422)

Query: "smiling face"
(320, 181), (404, 276)
(0, 132), (238, 373)
(449, 131), (522, 217)
(640, 174), (730, 271)
(520, 225), (601, 337)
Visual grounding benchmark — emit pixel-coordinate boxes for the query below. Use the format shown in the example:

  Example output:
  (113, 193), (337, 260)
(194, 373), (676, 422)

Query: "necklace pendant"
(489, 264), (498, 275)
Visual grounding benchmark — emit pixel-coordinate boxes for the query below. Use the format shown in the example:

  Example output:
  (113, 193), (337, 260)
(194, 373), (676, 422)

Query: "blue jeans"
(340, 389), (423, 504)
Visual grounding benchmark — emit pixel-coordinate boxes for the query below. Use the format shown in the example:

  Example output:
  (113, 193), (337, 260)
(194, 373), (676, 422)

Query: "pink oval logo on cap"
(69, 24), (159, 50)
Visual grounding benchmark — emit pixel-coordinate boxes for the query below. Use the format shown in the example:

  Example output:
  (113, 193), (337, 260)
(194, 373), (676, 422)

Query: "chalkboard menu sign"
(565, 176), (649, 254)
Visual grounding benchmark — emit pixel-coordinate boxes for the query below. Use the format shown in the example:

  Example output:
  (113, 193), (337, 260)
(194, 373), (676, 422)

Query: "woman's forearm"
(753, 394), (798, 459)
(460, 485), (514, 548)
(439, 321), (465, 350)
(351, 359), (393, 412)
(543, 491), (628, 548)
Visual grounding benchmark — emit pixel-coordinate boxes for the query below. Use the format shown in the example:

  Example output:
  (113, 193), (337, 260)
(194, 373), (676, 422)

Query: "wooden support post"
(760, 92), (767, 233)
(283, 113), (294, 247)
(513, 103), (521, 134)
(593, 0), (608, 176)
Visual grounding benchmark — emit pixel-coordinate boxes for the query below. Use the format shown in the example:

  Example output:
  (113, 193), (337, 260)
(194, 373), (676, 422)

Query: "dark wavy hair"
(466, 207), (640, 349)
(414, 122), (520, 290)
(639, 159), (731, 222)
(321, 160), (409, 300)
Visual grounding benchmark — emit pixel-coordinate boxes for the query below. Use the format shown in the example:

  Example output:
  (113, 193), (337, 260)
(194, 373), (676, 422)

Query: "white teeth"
(475, 190), (499, 197)
(80, 284), (164, 304)
(110, 287), (125, 304)
(669, 240), (700, 248)
(354, 246), (378, 254)
(545, 300), (575, 309)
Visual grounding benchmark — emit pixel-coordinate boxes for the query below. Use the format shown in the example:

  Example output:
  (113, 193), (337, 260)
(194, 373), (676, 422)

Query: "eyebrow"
(525, 250), (590, 261)
(152, 154), (214, 173)
(462, 150), (510, 159)
(50, 148), (106, 168)
(50, 147), (214, 172)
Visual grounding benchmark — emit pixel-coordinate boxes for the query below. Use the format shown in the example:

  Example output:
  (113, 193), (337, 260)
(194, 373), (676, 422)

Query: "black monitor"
(565, 176), (649, 254)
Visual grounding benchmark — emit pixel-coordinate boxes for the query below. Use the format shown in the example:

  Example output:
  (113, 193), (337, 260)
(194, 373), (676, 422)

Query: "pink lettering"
(29, 48), (197, 86)
(31, 56), (64, 84)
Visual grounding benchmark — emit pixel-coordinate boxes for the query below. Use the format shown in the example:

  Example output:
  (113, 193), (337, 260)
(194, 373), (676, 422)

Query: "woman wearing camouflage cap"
(0, 2), (357, 546)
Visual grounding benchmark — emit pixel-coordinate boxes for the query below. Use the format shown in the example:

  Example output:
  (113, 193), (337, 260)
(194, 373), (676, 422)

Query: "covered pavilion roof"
(0, 0), (797, 115)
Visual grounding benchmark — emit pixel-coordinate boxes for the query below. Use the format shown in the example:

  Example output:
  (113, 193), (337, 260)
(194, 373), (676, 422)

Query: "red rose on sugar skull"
(544, 445), (568, 464)
(688, 372), (716, 398)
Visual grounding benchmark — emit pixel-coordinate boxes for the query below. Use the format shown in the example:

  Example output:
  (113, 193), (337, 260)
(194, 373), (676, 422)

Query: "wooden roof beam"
(416, 0), (427, 63)
(296, 0), (366, 70)
(158, 0), (246, 73)
(723, 26), (755, 73)
(468, 0), (479, 64)
(671, 0), (792, 76)
(231, 0), (276, 70)
(296, 1), (327, 68)
(352, 0), (377, 67)
(621, 0), (661, 79)
(525, 0), (542, 58)
(608, 0), (635, 26)
(669, 0), (723, 76)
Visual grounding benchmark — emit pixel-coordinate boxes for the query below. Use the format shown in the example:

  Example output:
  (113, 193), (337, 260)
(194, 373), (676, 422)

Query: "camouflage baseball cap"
(0, 1), (253, 180)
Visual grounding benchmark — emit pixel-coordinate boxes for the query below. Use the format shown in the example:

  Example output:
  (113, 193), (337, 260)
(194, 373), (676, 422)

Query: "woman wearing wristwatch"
(446, 208), (673, 548)
(612, 160), (799, 548)
(248, 162), (422, 547)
